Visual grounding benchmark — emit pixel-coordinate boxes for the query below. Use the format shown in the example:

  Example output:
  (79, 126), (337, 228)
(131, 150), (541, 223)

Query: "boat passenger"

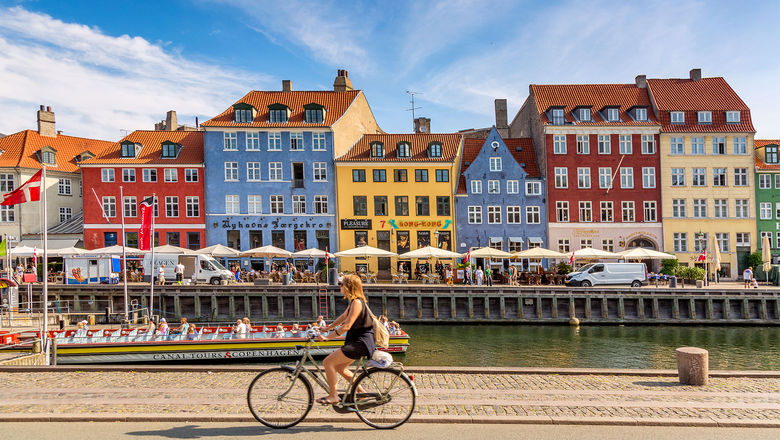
(389, 321), (402, 336)
(273, 323), (286, 338)
(291, 323), (302, 337)
(186, 324), (198, 340)
(172, 317), (189, 335)
(242, 317), (252, 335)
(158, 318), (169, 335)
(232, 319), (247, 338)
(316, 315), (326, 328)
(379, 315), (389, 329)
(74, 321), (88, 339)
(146, 319), (156, 334)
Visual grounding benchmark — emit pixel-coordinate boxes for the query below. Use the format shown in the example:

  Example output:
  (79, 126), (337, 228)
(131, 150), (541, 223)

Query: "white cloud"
(0, 6), (272, 140)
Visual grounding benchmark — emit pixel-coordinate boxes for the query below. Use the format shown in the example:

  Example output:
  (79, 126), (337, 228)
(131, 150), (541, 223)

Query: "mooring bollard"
(676, 346), (709, 386)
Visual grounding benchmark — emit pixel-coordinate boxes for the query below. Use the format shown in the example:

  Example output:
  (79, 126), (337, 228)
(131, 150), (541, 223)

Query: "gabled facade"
(79, 130), (205, 250)
(753, 140), (780, 262)
(201, 71), (381, 261)
(455, 127), (546, 260)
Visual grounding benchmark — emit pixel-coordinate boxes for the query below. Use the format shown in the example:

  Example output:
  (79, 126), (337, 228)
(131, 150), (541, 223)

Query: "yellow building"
(335, 128), (463, 280)
(648, 70), (756, 279)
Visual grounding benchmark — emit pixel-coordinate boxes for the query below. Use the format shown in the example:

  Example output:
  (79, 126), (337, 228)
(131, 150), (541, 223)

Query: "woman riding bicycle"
(316, 274), (375, 405)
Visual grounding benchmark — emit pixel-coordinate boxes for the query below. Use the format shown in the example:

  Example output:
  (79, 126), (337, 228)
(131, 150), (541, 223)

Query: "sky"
(1, 0), (779, 141)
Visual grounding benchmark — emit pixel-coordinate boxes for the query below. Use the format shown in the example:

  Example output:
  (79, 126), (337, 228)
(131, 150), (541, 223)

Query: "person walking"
(445, 264), (454, 286)
(475, 266), (484, 286)
(743, 266), (753, 288)
(484, 265), (493, 286)
(157, 264), (166, 286)
(174, 261), (185, 285)
(464, 264), (472, 285)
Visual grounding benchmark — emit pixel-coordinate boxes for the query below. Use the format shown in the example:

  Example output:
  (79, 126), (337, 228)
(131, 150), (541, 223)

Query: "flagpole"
(41, 165), (49, 365)
(148, 194), (155, 322)
(120, 186), (128, 321)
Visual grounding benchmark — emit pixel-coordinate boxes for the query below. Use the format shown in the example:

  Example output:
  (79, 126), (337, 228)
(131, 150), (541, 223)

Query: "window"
(123, 196), (136, 217)
(673, 232), (688, 252)
(619, 135), (632, 154)
(312, 133), (326, 151)
(635, 107), (648, 121)
(712, 137), (726, 154)
(598, 135), (611, 154)
(621, 201), (635, 222)
(551, 108), (564, 125)
(607, 108), (619, 122)
(245, 132), (260, 151)
(57, 178), (71, 195)
(223, 132), (237, 150)
(415, 196), (430, 216)
(165, 196), (179, 217)
(415, 169), (428, 182)
(761, 202), (772, 220)
(305, 108), (324, 123)
(290, 132), (304, 151)
(671, 111), (685, 124)
(598, 167), (612, 189)
(394, 169), (407, 182)
(694, 232), (708, 253)
(526, 181), (541, 195)
(526, 206), (540, 224)
(353, 196), (367, 216)
(576, 135), (589, 154)
(641, 135), (655, 154)
(736, 233), (750, 247)
(270, 195), (283, 214)
(185, 168), (198, 182)
(580, 239), (593, 249)
(373, 169), (387, 182)
(268, 132), (282, 151)
(734, 168), (748, 186)
(436, 196), (450, 216)
(714, 199), (728, 218)
(691, 137), (705, 155)
(370, 142), (384, 158)
(759, 174), (772, 189)
(467, 180), (482, 195)
(713, 168), (727, 186)
(726, 111), (741, 123)
(268, 162), (282, 181)
(507, 180), (519, 194)
(234, 108), (253, 123)
(579, 201), (592, 222)
(487, 206), (501, 224)
(164, 168), (177, 182)
(101, 169), (114, 182)
(187, 232), (200, 250)
(735, 199), (749, 218)
(428, 143), (442, 158)
(554, 167), (568, 188)
(776, 174), (780, 189)
(397, 142), (411, 158)
(670, 137), (684, 155)
(120, 142), (138, 157)
(602, 239), (614, 252)
(644, 201), (657, 222)
(642, 167), (655, 188)
(672, 199), (686, 218)
(620, 167), (633, 188)
(698, 111), (712, 124)
(487, 180), (500, 194)
(766, 146), (778, 163)
(122, 168), (135, 182)
(59, 207), (72, 223)
(716, 233), (730, 253)
(579, 108), (591, 121)
(553, 135), (566, 154)
(185, 196), (199, 217)
(577, 167), (591, 189)
(248, 195), (262, 214)
(313, 162), (327, 181)
(507, 206), (522, 224)
(314, 195), (328, 214)
(224, 162), (238, 181)
(509, 238), (523, 253)
(161, 142), (179, 158)
(692, 168), (706, 186)
(395, 196), (409, 216)
(671, 168), (685, 186)
(693, 199), (707, 218)
(41, 150), (56, 165)
(468, 206), (482, 224)
(435, 169), (449, 182)
(269, 108), (288, 123)
(600, 201), (613, 222)
(556, 201), (569, 222)
(292, 195), (306, 214)
(733, 137), (747, 154)
(489, 157), (502, 171)
(225, 195), (240, 214)
(142, 169), (157, 182)
(764, 231), (775, 248)
(558, 239), (570, 253)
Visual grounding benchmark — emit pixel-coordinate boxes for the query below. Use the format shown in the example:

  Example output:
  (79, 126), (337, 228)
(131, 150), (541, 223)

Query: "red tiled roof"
(336, 133), (462, 162)
(81, 130), (203, 165)
(755, 139), (780, 170)
(531, 83), (659, 126)
(646, 77), (754, 133)
(201, 90), (361, 128)
(456, 137), (538, 194)
(0, 130), (113, 173)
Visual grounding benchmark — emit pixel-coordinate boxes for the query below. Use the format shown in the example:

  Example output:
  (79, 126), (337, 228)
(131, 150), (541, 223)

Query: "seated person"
(273, 323), (286, 338)
(186, 324), (198, 340)
(290, 323), (303, 337)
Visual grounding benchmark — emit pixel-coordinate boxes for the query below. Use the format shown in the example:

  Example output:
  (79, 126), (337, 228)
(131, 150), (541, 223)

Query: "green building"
(755, 139), (780, 262)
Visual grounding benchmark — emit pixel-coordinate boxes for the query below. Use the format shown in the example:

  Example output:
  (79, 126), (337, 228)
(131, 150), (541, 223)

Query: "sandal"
(316, 396), (339, 405)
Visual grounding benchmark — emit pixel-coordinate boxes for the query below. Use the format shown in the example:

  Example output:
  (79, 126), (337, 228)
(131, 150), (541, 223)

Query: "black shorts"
(340, 341), (371, 359)
(176, 273), (183, 281)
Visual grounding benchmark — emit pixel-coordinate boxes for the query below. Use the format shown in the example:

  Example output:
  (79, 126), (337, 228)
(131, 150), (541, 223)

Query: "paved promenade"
(0, 367), (778, 427)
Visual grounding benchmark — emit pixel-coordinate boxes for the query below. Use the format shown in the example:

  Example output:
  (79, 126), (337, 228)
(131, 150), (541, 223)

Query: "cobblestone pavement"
(0, 370), (778, 426)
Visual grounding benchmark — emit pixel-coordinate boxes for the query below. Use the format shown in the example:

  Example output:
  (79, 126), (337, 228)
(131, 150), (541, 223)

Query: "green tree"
(747, 251), (763, 270)
(660, 259), (678, 275)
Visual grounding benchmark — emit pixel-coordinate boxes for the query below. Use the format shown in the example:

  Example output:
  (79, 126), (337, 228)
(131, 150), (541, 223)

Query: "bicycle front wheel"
(247, 367), (313, 428)
(351, 368), (416, 429)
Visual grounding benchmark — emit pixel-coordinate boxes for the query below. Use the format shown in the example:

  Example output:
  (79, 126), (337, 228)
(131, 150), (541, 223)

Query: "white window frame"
(691, 137), (705, 155)
(579, 201), (592, 222)
(621, 201), (635, 222)
(554, 167), (568, 189)
(101, 169), (115, 183)
(576, 135), (589, 154)
(184, 168), (198, 182)
(726, 111), (741, 123)
(642, 167), (656, 189)
(223, 132), (237, 151)
(641, 135), (655, 154)
(556, 201), (569, 222)
(270, 195), (284, 214)
(643, 201), (657, 222)
(122, 168), (135, 182)
(693, 199), (707, 218)
(526, 206), (540, 224)
(487, 206), (502, 224)
(246, 132), (260, 151)
(619, 135), (632, 154)
(734, 168), (748, 186)
(246, 162), (261, 181)
(620, 167), (633, 189)
(635, 107), (648, 121)
(692, 168), (706, 186)
(713, 168), (727, 186)
(525, 181), (541, 195)
(59, 207), (72, 223)
(164, 168), (177, 182)
(142, 169), (157, 183)
(670, 137), (684, 155)
(165, 196), (179, 218)
(671, 168), (685, 187)
(489, 157), (502, 172)
(225, 195), (240, 214)
(673, 232), (688, 252)
(759, 174), (772, 189)
(313, 162), (327, 182)
(468, 206), (482, 224)
(314, 195), (328, 214)
(268, 162), (283, 181)
(760, 202), (772, 220)
(312, 133), (326, 151)
(506, 180), (519, 194)
(607, 108), (619, 122)
(698, 111), (712, 124)
(671, 111), (685, 124)
(672, 199), (686, 218)
(577, 167), (591, 189)
(487, 180), (500, 194)
(735, 199), (749, 219)
(186, 196), (199, 218)
(714, 199), (728, 218)
(553, 135), (566, 154)
(470, 180), (482, 194)
(268, 132), (282, 151)
(733, 137), (747, 154)
(712, 136), (726, 154)
(600, 201), (613, 222)
(597, 135), (611, 154)
(57, 178), (72, 196)
(598, 167), (611, 189)
(248, 195), (262, 214)
(292, 194), (306, 214)
(290, 132), (304, 151)
(123, 196), (137, 218)
(224, 162), (238, 182)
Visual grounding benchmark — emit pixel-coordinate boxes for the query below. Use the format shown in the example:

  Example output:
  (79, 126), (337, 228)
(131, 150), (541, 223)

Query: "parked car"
(565, 263), (647, 287)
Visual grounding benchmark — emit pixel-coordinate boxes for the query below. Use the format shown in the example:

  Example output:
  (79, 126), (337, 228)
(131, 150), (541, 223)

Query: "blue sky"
(1, 0), (780, 140)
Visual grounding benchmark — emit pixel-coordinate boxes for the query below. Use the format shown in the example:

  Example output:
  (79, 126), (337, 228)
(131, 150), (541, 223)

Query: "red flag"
(697, 249), (707, 262)
(464, 249), (470, 263)
(569, 253), (574, 265)
(138, 196), (155, 250)
(33, 246), (38, 266)
(1, 169), (42, 205)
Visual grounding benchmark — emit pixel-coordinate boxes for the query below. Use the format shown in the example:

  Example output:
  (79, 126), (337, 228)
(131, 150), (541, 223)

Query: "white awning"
(490, 237), (503, 243)
(528, 237), (543, 244)
(18, 239), (79, 249)
(509, 237), (524, 242)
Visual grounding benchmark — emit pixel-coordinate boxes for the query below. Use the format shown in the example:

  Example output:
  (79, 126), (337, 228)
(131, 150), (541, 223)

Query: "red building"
(80, 130), (205, 250)
(512, 79), (664, 258)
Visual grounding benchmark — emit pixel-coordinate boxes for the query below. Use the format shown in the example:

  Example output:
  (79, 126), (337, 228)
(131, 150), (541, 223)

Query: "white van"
(565, 263), (647, 287)
(142, 253), (233, 285)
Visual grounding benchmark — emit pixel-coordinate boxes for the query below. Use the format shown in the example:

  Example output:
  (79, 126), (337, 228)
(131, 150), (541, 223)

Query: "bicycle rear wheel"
(247, 367), (313, 428)
(350, 368), (416, 429)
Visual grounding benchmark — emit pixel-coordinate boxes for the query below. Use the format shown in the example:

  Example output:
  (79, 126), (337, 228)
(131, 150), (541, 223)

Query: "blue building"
(455, 127), (547, 268)
(201, 71), (381, 267)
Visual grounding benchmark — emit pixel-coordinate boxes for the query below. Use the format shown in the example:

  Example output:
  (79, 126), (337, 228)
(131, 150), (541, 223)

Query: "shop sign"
(383, 219), (451, 229)
(218, 217), (331, 230)
(341, 219), (372, 230)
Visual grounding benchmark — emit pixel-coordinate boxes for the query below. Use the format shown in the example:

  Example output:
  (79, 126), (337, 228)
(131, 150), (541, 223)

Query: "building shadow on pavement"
(126, 424), (373, 439)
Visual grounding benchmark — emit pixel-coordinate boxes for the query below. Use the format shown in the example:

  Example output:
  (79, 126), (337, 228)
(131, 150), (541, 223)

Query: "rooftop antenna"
(120, 129), (129, 137)
(406, 90), (422, 132)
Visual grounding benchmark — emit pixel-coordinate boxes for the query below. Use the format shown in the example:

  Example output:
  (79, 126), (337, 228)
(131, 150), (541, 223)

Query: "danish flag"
(697, 249), (707, 262)
(1, 169), (42, 205)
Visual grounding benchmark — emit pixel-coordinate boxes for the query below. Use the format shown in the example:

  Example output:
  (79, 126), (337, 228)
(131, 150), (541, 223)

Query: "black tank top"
(344, 299), (375, 352)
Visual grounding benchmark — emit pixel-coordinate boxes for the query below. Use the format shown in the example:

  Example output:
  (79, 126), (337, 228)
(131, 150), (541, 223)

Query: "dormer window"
(766, 145), (778, 164)
(578, 108), (591, 122)
(370, 142), (384, 158)
(671, 111), (685, 124)
(39, 146), (56, 165)
(635, 107), (648, 121)
(397, 142), (411, 158)
(120, 142), (140, 158)
(161, 141), (180, 158)
(268, 104), (289, 123)
(233, 103), (255, 123)
(551, 108), (565, 125)
(428, 142), (442, 158)
(304, 103), (325, 123)
(76, 151), (94, 163)
(726, 111), (740, 123)
(697, 111), (712, 124)
(606, 108), (620, 122)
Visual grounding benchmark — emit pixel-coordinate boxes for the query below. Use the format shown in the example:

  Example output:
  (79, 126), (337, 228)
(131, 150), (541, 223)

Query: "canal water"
(395, 324), (780, 370)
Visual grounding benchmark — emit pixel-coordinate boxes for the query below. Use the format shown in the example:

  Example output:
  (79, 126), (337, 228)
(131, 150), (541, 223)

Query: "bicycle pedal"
(331, 403), (356, 414)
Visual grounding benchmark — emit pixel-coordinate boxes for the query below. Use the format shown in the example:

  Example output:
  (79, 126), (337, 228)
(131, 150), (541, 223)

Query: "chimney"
(690, 68), (702, 81)
(414, 117), (431, 134)
(494, 99), (509, 137)
(333, 69), (353, 92)
(282, 80), (292, 92)
(165, 110), (177, 131)
(635, 74), (647, 88)
(37, 105), (56, 137)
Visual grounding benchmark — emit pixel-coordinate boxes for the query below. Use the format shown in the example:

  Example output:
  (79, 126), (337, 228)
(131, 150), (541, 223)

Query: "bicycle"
(246, 336), (417, 429)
